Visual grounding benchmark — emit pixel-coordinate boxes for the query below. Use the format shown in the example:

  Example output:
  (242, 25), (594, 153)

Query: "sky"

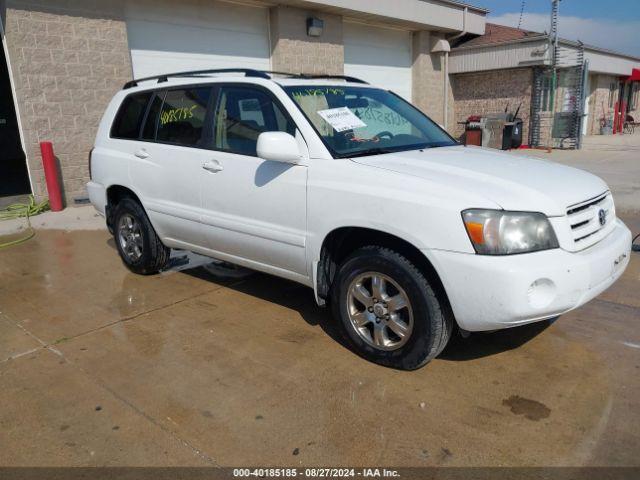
(475, 0), (640, 57)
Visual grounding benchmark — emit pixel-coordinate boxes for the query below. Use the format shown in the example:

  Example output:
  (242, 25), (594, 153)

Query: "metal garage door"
(126, 0), (271, 78)
(344, 22), (413, 100)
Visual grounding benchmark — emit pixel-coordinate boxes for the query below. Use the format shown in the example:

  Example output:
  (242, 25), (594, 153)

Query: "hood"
(351, 146), (608, 216)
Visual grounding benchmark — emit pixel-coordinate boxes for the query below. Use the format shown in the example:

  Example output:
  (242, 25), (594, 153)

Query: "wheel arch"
(105, 184), (143, 233)
(316, 227), (452, 318)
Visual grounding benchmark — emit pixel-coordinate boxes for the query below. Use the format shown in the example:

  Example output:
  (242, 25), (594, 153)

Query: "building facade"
(0, 0), (486, 204)
(450, 23), (640, 147)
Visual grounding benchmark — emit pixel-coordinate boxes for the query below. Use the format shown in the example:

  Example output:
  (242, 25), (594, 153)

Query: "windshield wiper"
(342, 147), (397, 159)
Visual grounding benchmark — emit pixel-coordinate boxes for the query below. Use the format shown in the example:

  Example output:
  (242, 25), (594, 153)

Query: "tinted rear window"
(111, 92), (152, 140)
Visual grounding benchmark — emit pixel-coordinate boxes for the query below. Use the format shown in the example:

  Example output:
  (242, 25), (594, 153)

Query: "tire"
(331, 246), (453, 370)
(112, 197), (170, 275)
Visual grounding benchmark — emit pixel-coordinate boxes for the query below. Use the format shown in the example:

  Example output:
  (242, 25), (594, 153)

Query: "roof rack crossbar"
(123, 68), (270, 89)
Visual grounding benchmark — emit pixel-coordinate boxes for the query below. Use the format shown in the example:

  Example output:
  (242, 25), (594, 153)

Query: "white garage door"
(344, 22), (413, 100)
(126, 0), (270, 78)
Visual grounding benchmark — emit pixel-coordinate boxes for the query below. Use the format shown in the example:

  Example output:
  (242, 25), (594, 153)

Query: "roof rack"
(290, 74), (368, 84)
(123, 68), (270, 89)
(122, 69), (368, 89)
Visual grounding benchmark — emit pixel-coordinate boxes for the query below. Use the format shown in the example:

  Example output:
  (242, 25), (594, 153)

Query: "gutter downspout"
(441, 6), (468, 131)
(444, 52), (449, 130)
(448, 6), (468, 42)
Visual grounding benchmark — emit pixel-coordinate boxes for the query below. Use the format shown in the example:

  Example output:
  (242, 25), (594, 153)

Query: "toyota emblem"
(598, 209), (607, 226)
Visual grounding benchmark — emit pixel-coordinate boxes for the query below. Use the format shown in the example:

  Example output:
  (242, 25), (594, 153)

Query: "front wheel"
(113, 197), (170, 275)
(331, 246), (453, 370)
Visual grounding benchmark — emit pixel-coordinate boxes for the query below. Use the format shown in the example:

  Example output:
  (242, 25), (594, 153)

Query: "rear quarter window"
(110, 92), (152, 139)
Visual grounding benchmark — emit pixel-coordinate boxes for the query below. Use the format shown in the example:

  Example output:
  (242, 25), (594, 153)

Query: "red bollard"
(40, 141), (64, 212)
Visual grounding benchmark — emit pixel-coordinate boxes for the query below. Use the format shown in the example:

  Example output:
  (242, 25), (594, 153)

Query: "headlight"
(462, 209), (559, 255)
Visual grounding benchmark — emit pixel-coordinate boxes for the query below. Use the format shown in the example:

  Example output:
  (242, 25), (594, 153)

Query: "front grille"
(566, 192), (614, 249)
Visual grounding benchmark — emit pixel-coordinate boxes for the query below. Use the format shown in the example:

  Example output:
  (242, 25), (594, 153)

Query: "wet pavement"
(0, 214), (639, 467)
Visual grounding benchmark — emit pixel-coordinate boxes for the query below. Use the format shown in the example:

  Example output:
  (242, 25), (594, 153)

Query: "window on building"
(110, 92), (152, 140)
(540, 74), (553, 112)
(609, 82), (617, 108)
(141, 92), (164, 141)
(157, 88), (212, 147)
(631, 83), (639, 111)
(213, 86), (296, 157)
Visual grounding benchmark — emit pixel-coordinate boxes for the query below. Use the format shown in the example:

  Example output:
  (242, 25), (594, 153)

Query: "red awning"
(628, 68), (640, 82)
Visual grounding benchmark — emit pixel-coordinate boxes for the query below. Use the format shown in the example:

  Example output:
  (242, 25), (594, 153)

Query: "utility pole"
(549, 0), (560, 120)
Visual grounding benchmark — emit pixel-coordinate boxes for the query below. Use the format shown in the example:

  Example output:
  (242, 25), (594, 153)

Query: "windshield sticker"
(317, 107), (367, 133)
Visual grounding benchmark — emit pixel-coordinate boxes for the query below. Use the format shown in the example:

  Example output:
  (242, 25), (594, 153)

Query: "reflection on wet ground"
(0, 214), (639, 466)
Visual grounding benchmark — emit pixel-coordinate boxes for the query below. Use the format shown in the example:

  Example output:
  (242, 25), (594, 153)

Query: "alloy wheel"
(347, 272), (414, 351)
(117, 213), (143, 262)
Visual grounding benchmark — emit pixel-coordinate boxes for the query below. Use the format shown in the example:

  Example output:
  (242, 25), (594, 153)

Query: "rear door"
(128, 86), (213, 247)
(199, 84), (308, 277)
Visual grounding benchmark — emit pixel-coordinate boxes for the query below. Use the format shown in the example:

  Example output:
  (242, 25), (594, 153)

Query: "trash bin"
(500, 118), (523, 150)
(511, 118), (523, 148)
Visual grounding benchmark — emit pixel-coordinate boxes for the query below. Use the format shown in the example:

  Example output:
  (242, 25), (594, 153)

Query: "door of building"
(344, 21), (413, 101)
(125, 0), (271, 79)
(0, 42), (30, 196)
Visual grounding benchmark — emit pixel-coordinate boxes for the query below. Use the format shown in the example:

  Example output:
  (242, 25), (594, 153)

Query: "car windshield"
(284, 85), (457, 158)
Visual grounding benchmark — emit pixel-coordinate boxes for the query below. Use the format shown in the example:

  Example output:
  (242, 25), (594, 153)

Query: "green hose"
(0, 196), (50, 249)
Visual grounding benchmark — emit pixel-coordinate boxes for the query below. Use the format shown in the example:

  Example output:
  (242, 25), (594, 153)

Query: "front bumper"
(428, 219), (632, 331)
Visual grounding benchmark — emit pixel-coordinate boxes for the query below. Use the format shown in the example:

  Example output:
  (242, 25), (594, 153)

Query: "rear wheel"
(113, 197), (169, 275)
(331, 246), (452, 370)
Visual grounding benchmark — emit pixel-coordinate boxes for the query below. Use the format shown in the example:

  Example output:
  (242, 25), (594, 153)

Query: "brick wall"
(451, 68), (533, 143)
(269, 6), (343, 75)
(2, 0), (131, 204)
(412, 31), (453, 129)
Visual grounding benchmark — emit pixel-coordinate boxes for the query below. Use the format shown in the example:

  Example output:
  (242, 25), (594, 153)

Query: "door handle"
(134, 149), (149, 159)
(202, 160), (223, 173)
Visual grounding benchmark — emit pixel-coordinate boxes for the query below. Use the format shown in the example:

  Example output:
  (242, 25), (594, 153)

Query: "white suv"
(88, 69), (631, 370)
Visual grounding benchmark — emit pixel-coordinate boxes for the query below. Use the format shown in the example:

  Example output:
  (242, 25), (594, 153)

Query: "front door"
(0, 42), (30, 196)
(200, 85), (308, 277)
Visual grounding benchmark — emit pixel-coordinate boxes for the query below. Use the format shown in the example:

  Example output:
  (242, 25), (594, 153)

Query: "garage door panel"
(126, 0), (270, 78)
(344, 22), (412, 100)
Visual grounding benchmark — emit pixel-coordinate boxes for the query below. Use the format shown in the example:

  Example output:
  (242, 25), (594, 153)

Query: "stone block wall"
(2, 0), (131, 204)
(269, 6), (343, 75)
(451, 68), (533, 143)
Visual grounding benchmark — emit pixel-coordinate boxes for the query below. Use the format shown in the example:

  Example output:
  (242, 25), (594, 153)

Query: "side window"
(111, 92), (152, 139)
(157, 88), (212, 147)
(213, 86), (296, 156)
(141, 92), (164, 141)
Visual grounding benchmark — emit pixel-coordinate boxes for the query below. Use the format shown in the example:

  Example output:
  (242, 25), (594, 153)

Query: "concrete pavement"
(1, 133), (639, 467)
(0, 213), (639, 467)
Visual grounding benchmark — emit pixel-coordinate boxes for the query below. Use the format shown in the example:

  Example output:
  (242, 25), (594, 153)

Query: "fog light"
(527, 278), (556, 309)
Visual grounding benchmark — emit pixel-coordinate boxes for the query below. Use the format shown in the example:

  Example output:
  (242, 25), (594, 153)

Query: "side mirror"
(257, 132), (301, 164)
